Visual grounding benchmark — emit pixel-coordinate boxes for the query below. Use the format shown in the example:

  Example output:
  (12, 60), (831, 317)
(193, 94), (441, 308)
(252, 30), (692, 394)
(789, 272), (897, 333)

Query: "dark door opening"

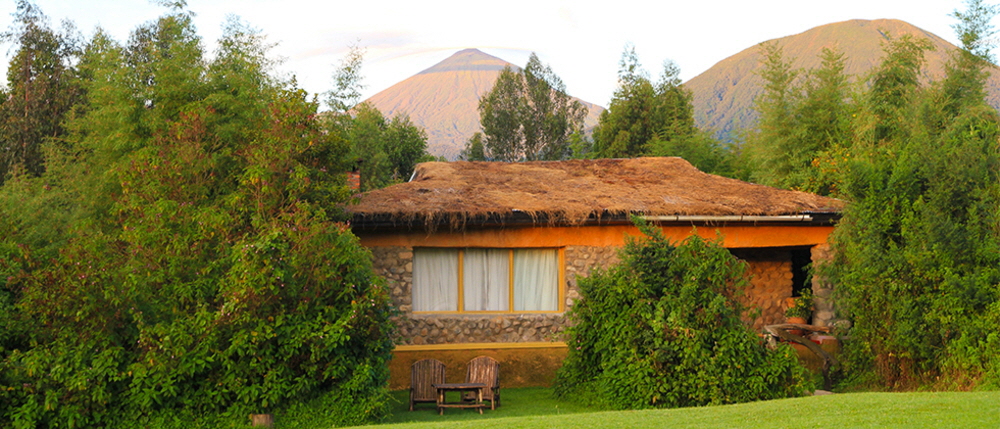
(790, 247), (812, 297)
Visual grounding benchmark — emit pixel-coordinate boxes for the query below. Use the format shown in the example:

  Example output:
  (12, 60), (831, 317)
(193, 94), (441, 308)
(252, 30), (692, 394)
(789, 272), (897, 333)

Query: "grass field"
(352, 388), (1000, 429)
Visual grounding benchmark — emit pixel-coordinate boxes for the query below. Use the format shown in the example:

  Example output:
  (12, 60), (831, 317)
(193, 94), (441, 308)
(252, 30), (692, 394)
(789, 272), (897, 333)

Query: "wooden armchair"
(409, 358), (446, 411)
(463, 356), (500, 409)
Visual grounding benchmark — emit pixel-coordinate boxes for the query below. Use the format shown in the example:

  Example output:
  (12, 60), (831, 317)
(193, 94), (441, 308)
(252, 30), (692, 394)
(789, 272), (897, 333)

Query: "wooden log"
(764, 323), (840, 390)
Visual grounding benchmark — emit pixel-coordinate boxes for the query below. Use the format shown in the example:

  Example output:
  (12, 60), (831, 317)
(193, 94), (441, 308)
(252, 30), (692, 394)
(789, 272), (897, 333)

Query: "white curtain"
(463, 249), (509, 311)
(513, 249), (558, 311)
(412, 248), (458, 312)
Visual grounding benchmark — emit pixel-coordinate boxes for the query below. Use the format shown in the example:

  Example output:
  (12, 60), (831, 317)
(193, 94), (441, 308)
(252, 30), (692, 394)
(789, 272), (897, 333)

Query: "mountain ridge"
(366, 20), (997, 157)
(686, 18), (1000, 140)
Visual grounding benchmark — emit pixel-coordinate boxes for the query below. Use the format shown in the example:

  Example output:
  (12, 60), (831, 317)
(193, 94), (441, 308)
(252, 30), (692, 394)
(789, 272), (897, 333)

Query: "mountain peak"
(418, 48), (514, 75)
(366, 48), (603, 160)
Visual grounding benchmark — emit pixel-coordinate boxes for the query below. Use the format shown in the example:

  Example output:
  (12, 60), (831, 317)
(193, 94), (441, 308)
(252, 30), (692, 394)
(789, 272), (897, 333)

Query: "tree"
(323, 48), (429, 191)
(459, 131), (487, 161)
(0, 0), (83, 184)
(326, 43), (366, 115)
(864, 35), (932, 145)
(925, 0), (999, 130)
(591, 46), (658, 158)
(478, 53), (586, 162)
(591, 46), (728, 173)
(823, 5), (1000, 388)
(743, 44), (852, 194)
(343, 102), (428, 191)
(0, 8), (394, 428)
(742, 42), (800, 187)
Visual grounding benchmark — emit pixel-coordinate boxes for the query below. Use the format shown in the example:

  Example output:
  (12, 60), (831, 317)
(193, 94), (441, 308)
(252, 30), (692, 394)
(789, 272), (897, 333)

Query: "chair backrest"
(411, 358), (446, 401)
(465, 356), (499, 390)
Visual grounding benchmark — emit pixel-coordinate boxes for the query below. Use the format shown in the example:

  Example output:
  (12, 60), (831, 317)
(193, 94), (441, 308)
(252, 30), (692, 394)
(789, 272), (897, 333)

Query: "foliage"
(459, 131), (487, 161)
(742, 43), (853, 194)
(0, 0), (84, 185)
(323, 48), (430, 191)
(784, 288), (814, 319)
(592, 46), (731, 174)
(0, 6), (394, 428)
(817, 2), (1000, 389)
(478, 53), (586, 162)
(555, 219), (809, 409)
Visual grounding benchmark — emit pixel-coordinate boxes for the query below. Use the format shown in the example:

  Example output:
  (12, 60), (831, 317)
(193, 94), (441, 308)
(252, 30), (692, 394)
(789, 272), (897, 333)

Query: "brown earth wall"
(731, 249), (794, 330)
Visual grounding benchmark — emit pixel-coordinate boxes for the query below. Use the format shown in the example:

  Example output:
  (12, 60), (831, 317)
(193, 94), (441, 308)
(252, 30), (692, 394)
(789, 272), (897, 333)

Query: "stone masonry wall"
(370, 245), (620, 346)
(371, 244), (831, 343)
(810, 243), (846, 328)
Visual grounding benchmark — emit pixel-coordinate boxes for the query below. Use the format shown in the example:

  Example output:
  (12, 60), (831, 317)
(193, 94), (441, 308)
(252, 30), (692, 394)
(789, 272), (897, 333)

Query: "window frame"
(412, 247), (565, 315)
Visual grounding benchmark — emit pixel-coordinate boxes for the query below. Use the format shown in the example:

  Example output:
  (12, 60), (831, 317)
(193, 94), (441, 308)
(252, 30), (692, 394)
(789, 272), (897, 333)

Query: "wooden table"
(432, 382), (486, 415)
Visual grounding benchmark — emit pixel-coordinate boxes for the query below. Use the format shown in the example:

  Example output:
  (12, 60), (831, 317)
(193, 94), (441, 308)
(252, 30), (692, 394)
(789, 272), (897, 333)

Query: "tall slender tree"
(591, 46), (727, 173)
(323, 46), (430, 191)
(0, 0), (83, 184)
(477, 53), (585, 162)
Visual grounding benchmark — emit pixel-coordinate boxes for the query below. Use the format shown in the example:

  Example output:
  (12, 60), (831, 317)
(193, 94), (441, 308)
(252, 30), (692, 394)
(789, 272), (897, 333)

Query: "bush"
(554, 220), (809, 409)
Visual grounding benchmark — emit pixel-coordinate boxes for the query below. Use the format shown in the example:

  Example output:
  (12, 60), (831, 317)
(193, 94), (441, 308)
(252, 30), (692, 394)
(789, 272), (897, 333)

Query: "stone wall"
(370, 244), (834, 343)
(370, 245), (621, 345)
(563, 245), (620, 310)
(731, 249), (794, 330)
(810, 243), (846, 328)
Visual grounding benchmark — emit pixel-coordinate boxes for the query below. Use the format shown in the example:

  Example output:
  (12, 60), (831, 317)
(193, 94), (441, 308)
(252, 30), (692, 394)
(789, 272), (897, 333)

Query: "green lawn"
(352, 388), (1000, 429)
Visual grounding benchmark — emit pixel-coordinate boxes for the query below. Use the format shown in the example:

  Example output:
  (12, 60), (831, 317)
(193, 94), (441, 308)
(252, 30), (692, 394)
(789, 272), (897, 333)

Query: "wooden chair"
(410, 358), (446, 411)
(463, 356), (500, 409)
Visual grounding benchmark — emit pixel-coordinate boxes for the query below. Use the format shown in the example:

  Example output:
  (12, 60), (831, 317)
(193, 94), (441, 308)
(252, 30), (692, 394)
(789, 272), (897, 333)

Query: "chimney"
(347, 158), (362, 191)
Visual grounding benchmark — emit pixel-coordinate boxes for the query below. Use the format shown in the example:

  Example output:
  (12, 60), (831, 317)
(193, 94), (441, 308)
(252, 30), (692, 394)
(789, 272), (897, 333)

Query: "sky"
(0, 0), (972, 108)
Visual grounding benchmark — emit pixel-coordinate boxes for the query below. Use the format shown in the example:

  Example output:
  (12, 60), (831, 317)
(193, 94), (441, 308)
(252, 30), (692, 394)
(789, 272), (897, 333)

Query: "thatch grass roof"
(348, 157), (843, 228)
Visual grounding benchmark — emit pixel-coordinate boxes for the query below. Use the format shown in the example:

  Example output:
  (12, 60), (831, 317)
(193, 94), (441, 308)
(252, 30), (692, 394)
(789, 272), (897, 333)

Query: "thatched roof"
(348, 157), (843, 228)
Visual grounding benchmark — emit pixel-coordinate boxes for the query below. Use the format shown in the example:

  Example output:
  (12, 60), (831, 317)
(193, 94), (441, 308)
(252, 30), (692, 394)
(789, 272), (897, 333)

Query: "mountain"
(365, 49), (604, 160)
(686, 19), (1000, 141)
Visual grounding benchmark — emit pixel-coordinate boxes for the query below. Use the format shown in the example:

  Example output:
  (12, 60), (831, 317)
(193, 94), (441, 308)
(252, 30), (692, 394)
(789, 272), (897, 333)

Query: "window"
(412, 248), (561, 313)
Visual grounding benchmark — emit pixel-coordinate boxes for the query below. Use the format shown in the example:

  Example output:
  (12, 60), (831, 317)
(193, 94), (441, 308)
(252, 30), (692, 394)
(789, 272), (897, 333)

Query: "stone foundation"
(396, 314), (566, 345)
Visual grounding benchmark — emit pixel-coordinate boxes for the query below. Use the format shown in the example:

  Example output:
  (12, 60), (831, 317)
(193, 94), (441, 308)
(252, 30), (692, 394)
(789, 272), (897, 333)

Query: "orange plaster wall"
(357, 224), (833, 249)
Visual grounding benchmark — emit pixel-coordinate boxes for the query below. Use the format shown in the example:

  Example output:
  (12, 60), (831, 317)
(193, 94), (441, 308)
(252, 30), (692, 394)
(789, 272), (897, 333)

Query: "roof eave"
(349, 209), (842, 232)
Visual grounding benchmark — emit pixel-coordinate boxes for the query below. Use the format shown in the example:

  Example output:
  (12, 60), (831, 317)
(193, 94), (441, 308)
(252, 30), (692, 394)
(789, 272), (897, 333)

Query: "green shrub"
(555, 219), (810, 409)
